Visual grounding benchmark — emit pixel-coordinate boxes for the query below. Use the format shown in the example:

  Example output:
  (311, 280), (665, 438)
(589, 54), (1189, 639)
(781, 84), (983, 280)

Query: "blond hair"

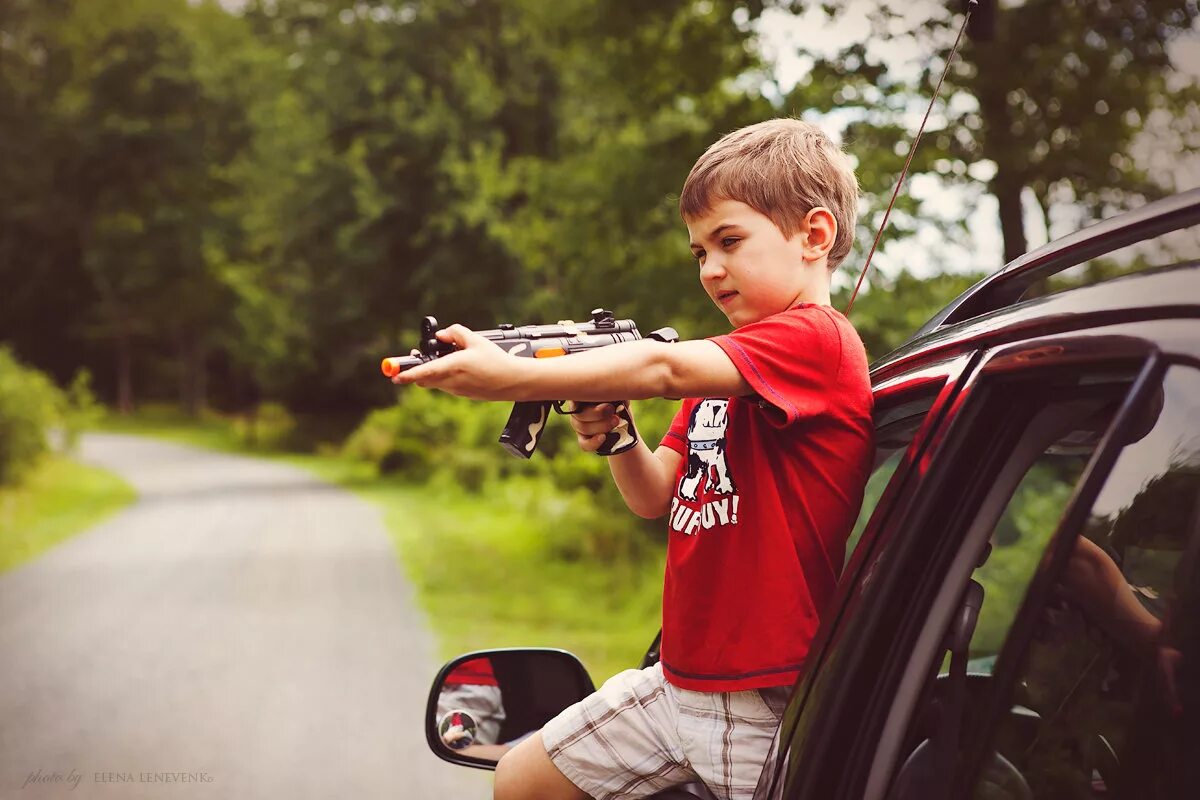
(680, 118), (859, 269)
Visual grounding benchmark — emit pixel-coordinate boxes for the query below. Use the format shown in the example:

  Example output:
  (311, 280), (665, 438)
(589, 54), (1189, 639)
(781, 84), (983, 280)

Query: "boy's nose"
(700, 258), (726, 282)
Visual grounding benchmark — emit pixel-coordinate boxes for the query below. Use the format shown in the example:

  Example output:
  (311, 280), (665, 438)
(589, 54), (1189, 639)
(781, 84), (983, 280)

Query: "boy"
(395, 118), (874, 799)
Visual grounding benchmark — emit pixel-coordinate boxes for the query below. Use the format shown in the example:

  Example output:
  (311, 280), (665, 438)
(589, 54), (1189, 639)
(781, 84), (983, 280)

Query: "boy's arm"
(570, 402), (682, 518)
(614, 445), (682, 519)
(393, 324), (752, 401)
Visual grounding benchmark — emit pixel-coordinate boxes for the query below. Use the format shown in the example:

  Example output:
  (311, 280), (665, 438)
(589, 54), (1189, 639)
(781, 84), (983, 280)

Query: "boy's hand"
(391, 325), (521, 400)
(567, 402), (629, 453)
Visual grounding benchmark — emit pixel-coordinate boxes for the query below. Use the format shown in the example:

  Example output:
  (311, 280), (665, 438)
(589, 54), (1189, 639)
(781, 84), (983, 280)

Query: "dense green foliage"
(343, 392), (679, 554)
(0, 348), (64, 484)
(4, 0), (1193, 416)
(804, 0), (1199, 264)
(0, 347), (98, 485)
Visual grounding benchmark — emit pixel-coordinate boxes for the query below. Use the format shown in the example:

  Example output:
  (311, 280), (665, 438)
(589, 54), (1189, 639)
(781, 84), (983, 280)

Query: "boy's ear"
(801, 207), (837, 262)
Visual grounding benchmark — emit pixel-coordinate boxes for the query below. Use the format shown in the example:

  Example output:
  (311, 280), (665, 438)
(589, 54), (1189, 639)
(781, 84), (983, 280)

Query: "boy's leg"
(502, 663), (695, 800)
(675, 686), (788, 800)
(494, 731), (590, 800)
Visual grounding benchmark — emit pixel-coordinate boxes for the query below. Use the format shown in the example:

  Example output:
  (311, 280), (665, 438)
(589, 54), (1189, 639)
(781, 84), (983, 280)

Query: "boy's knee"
(494, 732), (589, 800)
(493, 745), (522, 797)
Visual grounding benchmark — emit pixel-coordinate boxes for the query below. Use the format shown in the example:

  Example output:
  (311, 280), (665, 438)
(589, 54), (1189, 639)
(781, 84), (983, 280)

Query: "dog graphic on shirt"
(678, 399), (738, 501)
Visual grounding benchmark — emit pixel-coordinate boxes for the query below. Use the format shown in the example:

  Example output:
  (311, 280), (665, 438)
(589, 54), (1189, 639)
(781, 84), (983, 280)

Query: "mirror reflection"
(435, 657), (510, 760)
(430, 650), (593, 766)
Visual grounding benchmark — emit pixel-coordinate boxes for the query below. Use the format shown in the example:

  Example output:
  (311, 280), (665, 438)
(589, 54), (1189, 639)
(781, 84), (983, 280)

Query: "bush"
(0, 347), (69, 485)
(343, 392), (682, 564)
(61, 370), (102, 449)
(343, 390), (511, 484)
(233, 402), (298, 450)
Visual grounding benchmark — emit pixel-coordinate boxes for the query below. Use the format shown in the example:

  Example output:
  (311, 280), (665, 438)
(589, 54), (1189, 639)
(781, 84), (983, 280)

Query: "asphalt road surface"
(0, 433), (490, 799)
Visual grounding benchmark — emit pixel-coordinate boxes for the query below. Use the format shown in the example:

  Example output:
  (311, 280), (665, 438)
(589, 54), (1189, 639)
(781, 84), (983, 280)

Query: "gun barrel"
(380, 355), (424, 378)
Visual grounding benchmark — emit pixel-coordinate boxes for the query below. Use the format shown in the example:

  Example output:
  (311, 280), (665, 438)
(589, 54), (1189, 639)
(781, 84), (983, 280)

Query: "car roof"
(870, 189), (1200, 385)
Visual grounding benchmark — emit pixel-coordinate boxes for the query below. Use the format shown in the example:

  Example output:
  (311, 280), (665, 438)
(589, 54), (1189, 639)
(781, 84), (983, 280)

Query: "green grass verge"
(96, 405), (249, 453)
(0, 456), (136, 573)
(93, 411), (662, 683)
(362, 481), (663, 683)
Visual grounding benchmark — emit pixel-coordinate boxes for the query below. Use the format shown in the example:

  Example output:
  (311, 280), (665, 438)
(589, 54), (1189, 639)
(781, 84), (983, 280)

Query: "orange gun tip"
(381, 357), (402, 378)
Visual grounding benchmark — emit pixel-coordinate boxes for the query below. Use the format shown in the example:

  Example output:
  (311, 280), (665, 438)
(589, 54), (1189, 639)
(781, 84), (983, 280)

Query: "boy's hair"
(680, 118), (859, 269)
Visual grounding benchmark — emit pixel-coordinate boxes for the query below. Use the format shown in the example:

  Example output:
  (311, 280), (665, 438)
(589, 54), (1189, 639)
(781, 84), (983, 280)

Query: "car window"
(958, 422), (1102, 672)
(877, 371), (1134, 799)
(967, 365), (1200, 800)
(843, 395), (937, 567)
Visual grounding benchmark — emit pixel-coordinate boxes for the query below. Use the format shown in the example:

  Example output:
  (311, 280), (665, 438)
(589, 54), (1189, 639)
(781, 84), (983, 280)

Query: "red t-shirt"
(658, 304), (873, 692)
(444, 657), (498, 687)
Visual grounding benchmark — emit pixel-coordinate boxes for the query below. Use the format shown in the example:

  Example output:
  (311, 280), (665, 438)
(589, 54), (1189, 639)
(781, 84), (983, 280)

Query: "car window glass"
(959, 453), (1092, 672)
(882, 373), (1134, 800)
(845, 449), (906, 565)
(841, 386), (945, 569)
(927, 388), (1125, 674)
(969, 366), (1200, 800)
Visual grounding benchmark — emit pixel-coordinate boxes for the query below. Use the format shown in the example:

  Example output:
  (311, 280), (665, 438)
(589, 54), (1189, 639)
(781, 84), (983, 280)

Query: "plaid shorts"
(541, 662), (788, 800)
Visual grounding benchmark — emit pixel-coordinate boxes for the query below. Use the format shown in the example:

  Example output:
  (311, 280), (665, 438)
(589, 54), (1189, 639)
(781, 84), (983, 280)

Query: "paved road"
(0, 434), (490, 799)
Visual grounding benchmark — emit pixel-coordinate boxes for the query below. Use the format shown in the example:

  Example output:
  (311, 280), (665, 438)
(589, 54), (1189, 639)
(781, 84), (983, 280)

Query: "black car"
(425, 188), (1200, 800)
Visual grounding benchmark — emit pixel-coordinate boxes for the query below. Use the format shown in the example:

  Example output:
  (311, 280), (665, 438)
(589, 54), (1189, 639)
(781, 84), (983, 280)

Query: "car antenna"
(844, 0), (979, 315)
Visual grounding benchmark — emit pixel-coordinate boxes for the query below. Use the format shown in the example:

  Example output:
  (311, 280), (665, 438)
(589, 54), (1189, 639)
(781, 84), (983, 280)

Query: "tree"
(0, 0), (101, 389)
(799, 0), (1200, 271)
(0, 0), (250, 413)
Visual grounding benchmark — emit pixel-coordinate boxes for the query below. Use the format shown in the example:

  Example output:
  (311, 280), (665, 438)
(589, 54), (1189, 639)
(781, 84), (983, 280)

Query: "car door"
(759, 321), (1198, 800)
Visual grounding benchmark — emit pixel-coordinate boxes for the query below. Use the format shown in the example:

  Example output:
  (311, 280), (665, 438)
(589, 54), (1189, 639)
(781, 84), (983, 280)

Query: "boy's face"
(686, 199), (830, 328)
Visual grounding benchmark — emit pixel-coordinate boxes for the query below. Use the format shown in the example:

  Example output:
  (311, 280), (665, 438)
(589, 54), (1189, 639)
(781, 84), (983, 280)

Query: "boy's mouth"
(716, 290), (738, 305)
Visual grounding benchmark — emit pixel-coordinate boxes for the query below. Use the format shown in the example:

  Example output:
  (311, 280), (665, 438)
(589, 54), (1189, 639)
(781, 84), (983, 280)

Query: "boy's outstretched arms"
(392, 324), (751, 401)
(393, 323), (737, 519)
(568, 403), (682, 519)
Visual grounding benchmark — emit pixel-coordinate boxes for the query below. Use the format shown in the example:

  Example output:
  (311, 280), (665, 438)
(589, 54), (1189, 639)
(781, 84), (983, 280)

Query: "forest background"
(2, 0), (1198, 676)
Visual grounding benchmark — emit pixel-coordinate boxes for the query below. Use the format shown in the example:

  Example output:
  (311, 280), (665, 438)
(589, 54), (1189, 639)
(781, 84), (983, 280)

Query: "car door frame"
(759, 351), (982, 799)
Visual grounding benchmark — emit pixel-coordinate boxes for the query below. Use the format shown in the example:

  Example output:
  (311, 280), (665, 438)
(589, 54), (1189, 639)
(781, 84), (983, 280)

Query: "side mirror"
(425, 648), (595, 770)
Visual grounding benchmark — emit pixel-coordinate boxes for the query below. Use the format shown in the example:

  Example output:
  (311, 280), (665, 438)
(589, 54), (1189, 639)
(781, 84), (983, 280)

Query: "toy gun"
(381, 309), (678, 458)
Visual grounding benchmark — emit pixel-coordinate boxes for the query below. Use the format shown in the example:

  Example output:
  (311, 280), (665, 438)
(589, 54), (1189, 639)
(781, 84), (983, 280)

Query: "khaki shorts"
(541, 663), (788, 800)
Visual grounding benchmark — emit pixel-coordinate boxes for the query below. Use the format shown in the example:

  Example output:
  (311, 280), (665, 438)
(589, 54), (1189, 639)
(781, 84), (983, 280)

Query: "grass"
(0, 455), (136, 573)
(366, 481), (664, 682)
(97, 404), (255, 453)
(95, 408), (662, 683)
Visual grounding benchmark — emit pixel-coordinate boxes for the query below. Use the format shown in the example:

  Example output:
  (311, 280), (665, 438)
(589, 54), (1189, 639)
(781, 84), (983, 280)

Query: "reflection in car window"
(971, 366), (1200, 800)
(919, 390), (1125, 675)
(961, 456), (1090, 671)
(842, 393), (940, 568)
(882, 375), (1132, 800)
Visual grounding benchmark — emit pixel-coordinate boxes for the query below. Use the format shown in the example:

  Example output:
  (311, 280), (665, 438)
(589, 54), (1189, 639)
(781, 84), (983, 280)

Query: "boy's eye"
(692, 250), (705, 263)
(721, 237), (740, 248)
